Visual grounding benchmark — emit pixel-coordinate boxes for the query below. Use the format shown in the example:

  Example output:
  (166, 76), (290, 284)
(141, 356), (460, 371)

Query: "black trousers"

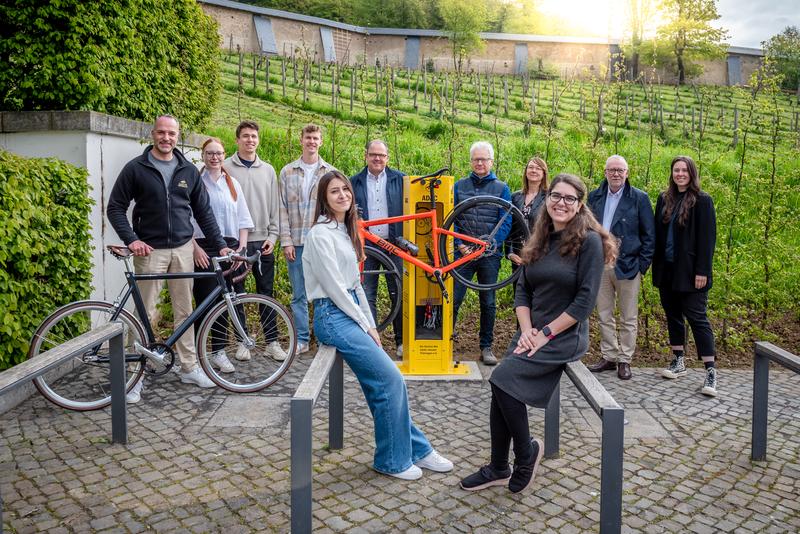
(489, 383), (535, 469)
(193, 237), (244, 353)
(658, 287), (716, 357)
(246, 240), (279, 343)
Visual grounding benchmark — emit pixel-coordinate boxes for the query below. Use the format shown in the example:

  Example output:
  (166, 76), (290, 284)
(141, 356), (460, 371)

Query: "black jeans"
(193, 237), (244, 353)
(659, 287), (716, 358)
(489, 383), (535, 469)
(453, 255), (501, 349)
(246, 240), (279, 343)
(361, 244), (403, 345)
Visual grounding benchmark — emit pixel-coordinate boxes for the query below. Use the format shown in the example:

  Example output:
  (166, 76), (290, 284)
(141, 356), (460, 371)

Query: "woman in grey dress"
(460, 174), (617, 494)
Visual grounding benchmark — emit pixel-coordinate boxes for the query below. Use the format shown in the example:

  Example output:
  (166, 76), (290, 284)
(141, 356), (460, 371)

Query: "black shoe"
(509, 439), (543, 494)
(459, 464), (512, 491)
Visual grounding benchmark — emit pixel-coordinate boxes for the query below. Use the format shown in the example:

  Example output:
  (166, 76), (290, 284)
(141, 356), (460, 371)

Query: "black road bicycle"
(27, 246), (296, 411)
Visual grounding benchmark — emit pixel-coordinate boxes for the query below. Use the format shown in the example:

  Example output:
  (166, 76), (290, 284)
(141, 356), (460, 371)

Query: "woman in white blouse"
(192, 137), (254, 374)
(303, 170), (454, 481)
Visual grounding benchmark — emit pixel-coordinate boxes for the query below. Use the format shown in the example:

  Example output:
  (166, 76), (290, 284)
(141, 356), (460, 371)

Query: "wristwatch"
(541, 325), (556, 340)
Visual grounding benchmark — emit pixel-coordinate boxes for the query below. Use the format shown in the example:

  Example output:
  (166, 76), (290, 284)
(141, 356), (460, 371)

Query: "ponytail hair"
(201, 137), (237, 201)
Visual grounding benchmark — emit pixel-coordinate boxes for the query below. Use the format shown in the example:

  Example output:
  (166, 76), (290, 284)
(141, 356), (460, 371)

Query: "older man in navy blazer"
(351, 139), (406, 358)
(587, 155), (655, 380)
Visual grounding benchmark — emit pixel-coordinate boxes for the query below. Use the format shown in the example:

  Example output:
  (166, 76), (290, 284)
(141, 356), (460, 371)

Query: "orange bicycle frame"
(357, 209), (487, 275)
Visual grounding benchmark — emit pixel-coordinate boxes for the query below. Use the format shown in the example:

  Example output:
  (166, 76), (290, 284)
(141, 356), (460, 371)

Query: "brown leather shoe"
(617, 362), (632, 380)
(588, 358), (617, 373)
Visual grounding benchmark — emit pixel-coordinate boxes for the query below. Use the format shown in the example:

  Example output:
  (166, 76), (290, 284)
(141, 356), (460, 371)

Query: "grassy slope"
(207, 53), (800, 360)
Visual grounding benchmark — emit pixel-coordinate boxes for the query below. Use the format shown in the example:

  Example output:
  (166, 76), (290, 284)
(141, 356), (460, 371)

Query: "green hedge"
(0, 150), (93, 370)
(0, 0), (220, 131)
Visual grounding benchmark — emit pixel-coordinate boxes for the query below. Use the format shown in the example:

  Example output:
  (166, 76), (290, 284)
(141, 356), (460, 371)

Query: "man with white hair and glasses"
(586, 155), (655, 379)
(452, 141), (512, 365)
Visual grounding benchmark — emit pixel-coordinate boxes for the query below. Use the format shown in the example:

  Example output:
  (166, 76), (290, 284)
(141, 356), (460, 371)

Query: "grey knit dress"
(489, 230), (604, 408)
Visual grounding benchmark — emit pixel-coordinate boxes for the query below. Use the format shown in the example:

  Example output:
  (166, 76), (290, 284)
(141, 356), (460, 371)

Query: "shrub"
(0, 0), (220, 131)
(0, 150), (93, 369)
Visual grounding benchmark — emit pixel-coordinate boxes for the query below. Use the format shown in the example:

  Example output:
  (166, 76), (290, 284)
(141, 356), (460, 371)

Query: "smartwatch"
(541, 325), (556, 340)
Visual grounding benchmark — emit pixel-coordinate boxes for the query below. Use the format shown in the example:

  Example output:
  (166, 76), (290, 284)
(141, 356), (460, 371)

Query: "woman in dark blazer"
(651, 155), (718, 396)
(507, 157), (548, 266)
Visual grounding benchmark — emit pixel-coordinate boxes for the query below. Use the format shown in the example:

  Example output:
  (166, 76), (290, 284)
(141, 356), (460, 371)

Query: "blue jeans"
(286, 245), (310, 344)
(453, 255), (501, 349)
(313, 294), (433, 474)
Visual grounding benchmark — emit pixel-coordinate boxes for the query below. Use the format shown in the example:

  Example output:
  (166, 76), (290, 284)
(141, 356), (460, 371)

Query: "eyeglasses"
(204, 151), (225, 158)
(471, 158), (492, 164)
(367, 152), (388, 159)
(605, 168), (626, 175)
(548, 192), (579, 205)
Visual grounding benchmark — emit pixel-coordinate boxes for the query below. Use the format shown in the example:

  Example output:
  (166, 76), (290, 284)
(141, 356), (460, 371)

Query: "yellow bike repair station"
(398, 174), (471, 376)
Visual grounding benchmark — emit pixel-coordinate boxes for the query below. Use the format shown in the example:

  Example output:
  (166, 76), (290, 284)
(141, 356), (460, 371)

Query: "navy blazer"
(588, 179), (656, 279)
(350, 166), (406, 241)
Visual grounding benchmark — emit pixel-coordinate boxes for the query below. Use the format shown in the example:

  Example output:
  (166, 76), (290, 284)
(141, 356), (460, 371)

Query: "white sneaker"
(179, 367), (216, 388)
(396, 344), (404, 359)
(211, 350), (235, 373)
(265, 341), (288, 361)
(297, 342), (310, 354)
(415, 450), (454, 472)
(382, 464), (422, 481)
(234, 343), (251, 361)
(126, 379), (143, 404)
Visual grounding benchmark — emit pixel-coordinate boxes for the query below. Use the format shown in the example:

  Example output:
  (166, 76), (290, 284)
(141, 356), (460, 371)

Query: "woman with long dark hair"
(508, 157), (549, 265)
(652, 156), (718, 396)
(303, 171), (453, 480)
(460, 173), (617, 494)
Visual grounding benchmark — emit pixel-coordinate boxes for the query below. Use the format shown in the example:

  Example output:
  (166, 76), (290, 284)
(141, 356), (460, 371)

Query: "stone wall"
(199, 0), (761, 84)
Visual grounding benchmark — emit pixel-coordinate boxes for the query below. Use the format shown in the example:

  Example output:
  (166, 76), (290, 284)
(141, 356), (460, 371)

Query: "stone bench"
(751, 341), (800, 461)
(290, 344), (343, 534)
(544, 359), (624, 534)
(0, 322), (128, 534)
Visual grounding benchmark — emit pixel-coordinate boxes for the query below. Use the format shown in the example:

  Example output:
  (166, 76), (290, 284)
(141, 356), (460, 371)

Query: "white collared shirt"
(602, 186), (624, 231)
(367, 168), (389, 238)
(193, 170), (254, 239)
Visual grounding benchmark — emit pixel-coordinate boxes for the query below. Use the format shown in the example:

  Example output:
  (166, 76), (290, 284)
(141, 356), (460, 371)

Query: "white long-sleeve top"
(303, 217), (376, 332)
(192, 170), (254, 239)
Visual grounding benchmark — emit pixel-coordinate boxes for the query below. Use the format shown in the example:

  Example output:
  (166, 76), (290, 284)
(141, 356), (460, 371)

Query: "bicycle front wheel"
(439, 196), (529, 291)
(361, 247), (402, 333)
(28, 300), (147, 411)
(197, 294), (296, 393)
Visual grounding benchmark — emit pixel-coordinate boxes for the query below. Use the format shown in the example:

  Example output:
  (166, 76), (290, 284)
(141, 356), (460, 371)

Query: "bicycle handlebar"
(211, 249), (261, 266)
(411, 168), (449, 184)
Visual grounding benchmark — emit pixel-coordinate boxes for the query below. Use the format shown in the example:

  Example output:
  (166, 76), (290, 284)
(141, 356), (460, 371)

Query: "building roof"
(199, 0), (761, 53)
(200, 0), (619, 46)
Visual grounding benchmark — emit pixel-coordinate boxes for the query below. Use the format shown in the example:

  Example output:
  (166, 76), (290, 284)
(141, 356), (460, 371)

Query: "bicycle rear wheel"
(197, 294), (296, 393)
(361, 247), (403, 333)
(28, 300), (147, 411)
(438, 196), (528, 291)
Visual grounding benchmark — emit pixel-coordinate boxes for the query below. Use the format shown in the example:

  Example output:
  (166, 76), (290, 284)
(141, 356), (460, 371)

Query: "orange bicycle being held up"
(358, 167), (529, 332)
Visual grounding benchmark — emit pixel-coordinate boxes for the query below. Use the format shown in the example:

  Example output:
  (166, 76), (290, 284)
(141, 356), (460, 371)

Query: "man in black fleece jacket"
(107, 115), (231, 395)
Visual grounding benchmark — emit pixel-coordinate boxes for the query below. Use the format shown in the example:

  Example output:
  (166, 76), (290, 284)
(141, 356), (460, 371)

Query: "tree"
(656, 0), (728, 84)
(762, 26), (800, 93)
(486, 0), (547, 35)
(0, 0), (220, 130)
(625, 0), (658, 79)
(438, 0), (487, 73)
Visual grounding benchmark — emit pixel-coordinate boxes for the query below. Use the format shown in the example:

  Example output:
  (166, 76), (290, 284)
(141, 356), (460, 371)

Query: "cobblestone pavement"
(1, 357), (799, 533)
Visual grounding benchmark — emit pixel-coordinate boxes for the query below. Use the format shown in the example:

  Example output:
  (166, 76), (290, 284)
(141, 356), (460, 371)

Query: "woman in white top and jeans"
(303, 170), (454, 480)
(192, 138), (254, 373)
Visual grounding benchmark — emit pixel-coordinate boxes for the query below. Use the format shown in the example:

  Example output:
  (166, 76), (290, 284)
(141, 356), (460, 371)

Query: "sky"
(716, 0), (800, 48)
(536, 0), (799, 49)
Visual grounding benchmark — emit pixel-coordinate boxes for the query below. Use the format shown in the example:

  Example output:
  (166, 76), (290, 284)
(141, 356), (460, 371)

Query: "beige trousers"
(133, 240), (197, 372)
(596, 267), (641, 364)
